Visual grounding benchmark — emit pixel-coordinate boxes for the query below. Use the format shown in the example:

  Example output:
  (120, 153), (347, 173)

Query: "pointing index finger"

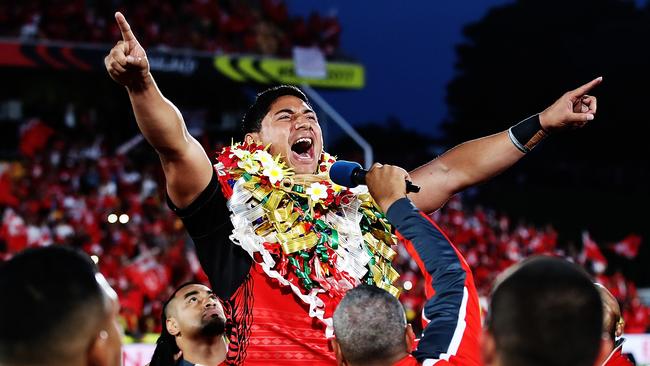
(115, 12), (137, 43)
(569, 76), (603, 98)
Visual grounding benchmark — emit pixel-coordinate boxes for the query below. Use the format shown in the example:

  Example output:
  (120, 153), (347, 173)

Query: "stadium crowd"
(0, 112), (647, 338)
(0, 0), (341, 57)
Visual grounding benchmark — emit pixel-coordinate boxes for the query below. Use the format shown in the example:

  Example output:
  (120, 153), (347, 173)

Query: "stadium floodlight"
(119, 214), (130, 224)
(403, 280), (413, 291)
(107, 214), (118, 224)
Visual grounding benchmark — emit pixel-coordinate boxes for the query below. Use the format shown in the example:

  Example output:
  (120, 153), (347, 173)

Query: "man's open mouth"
(291, 137), (314, 162)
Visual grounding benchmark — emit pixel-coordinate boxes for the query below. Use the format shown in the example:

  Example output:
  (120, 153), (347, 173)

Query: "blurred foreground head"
(483, 256), (606, 366)
(595, 283), (624, 342)
(0, 246), (122, 366)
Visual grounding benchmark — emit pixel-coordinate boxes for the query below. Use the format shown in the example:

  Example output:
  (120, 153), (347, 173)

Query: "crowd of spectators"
(0, 0), (342, 57)
(393, 196), (649, 334)
(0, 113), (647, 339)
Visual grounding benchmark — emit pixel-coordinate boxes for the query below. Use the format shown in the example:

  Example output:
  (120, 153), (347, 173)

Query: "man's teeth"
(292, 137), (313, 159)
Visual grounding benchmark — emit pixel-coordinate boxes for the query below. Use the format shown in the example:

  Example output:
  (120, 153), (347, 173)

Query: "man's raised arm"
(366, 164), (482, 365)
(105, 12), (213, 208)
(408, 77), (601, 213)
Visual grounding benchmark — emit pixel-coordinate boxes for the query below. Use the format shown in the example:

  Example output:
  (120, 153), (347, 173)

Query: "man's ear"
(405, 324), (416, 352)
(329, 338), (347, 366)
(88, 329), (110, 366)
(166, 317), (180, 336)
(615, 318), (625, 338)
(481, 330), (497, 366)
(245, 133), (259, 145)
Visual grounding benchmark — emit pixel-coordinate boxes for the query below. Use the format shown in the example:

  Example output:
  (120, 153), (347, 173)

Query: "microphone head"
(329, 160), (363, 188)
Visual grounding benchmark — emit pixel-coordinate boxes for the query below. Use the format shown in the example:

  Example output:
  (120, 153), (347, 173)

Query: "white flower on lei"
(232, 148), (251, 160)
(262, 165), (284, 185)
(238, 157), (260, 174)
(253, 149), (276, 168)
(306, 182), (328, 201)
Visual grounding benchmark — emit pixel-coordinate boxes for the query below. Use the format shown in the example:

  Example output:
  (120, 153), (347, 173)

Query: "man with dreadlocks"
(106, 11), (600, 365)
(149, 283), (230, 366)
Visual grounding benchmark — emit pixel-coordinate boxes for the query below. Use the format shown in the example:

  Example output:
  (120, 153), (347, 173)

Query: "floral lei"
(215, 141), (400, 333)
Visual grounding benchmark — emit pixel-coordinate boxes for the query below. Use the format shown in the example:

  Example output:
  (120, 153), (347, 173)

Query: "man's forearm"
(409, 130), (524, 213)
(127, 75), (193, 160)
(106, 12), (214, 207)
(386, 198), (481, 365)
(407, 77), (602, 215)
(429, 130), (524, 190)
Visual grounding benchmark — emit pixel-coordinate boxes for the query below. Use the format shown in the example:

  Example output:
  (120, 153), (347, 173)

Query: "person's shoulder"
(392, 354), (421, 366)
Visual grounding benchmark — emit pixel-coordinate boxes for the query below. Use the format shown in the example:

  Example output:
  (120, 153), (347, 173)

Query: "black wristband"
(508, 114), (548, 153)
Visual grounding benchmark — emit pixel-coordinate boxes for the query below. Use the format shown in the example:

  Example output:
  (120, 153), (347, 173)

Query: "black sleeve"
(167, 170), (252, 299)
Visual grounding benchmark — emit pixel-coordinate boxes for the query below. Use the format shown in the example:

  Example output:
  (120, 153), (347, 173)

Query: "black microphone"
(329, 160), (421, 193)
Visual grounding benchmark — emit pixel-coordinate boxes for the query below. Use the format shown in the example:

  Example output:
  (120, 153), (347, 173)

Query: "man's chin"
(288, 159), (318, 174)
(200, 316), (226, 337)
(293, 166), (317, 174)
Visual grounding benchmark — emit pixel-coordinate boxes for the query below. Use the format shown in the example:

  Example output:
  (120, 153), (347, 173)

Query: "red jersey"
(169, 172), (336, 365)
(602, 340), (633, 366)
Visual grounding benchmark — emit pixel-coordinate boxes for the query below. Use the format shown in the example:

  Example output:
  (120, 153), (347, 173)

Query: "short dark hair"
(333, 285), (407, 364)
(0, 246), (105, 364)
(242, 85), (311, 134)
(487, 256), (603, 366)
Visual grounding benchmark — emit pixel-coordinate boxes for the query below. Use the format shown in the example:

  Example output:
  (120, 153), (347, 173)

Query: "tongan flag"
(609, 234), (643, 259)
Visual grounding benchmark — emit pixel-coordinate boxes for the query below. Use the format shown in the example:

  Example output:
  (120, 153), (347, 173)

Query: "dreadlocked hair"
(149, 311), (180, 366)
(224, 273), (254, 365)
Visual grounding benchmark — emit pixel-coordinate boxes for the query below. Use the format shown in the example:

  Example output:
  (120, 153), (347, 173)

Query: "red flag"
(609, 234), (643, 259)
(580, 231), (608, 274)
(0, 170), (19, 207)
(19, 119), (54, 157)
(125, 252), (169, 299)
(2, 208), (27, 254)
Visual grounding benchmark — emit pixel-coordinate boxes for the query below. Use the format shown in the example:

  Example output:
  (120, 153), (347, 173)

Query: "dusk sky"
(287, 0), (513, 138)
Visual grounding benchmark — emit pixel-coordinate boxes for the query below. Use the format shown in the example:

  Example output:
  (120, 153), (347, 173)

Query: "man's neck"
(8, 358), (86, 366)
(349, 351), (410, 366)
(178, 334), (228, 366)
